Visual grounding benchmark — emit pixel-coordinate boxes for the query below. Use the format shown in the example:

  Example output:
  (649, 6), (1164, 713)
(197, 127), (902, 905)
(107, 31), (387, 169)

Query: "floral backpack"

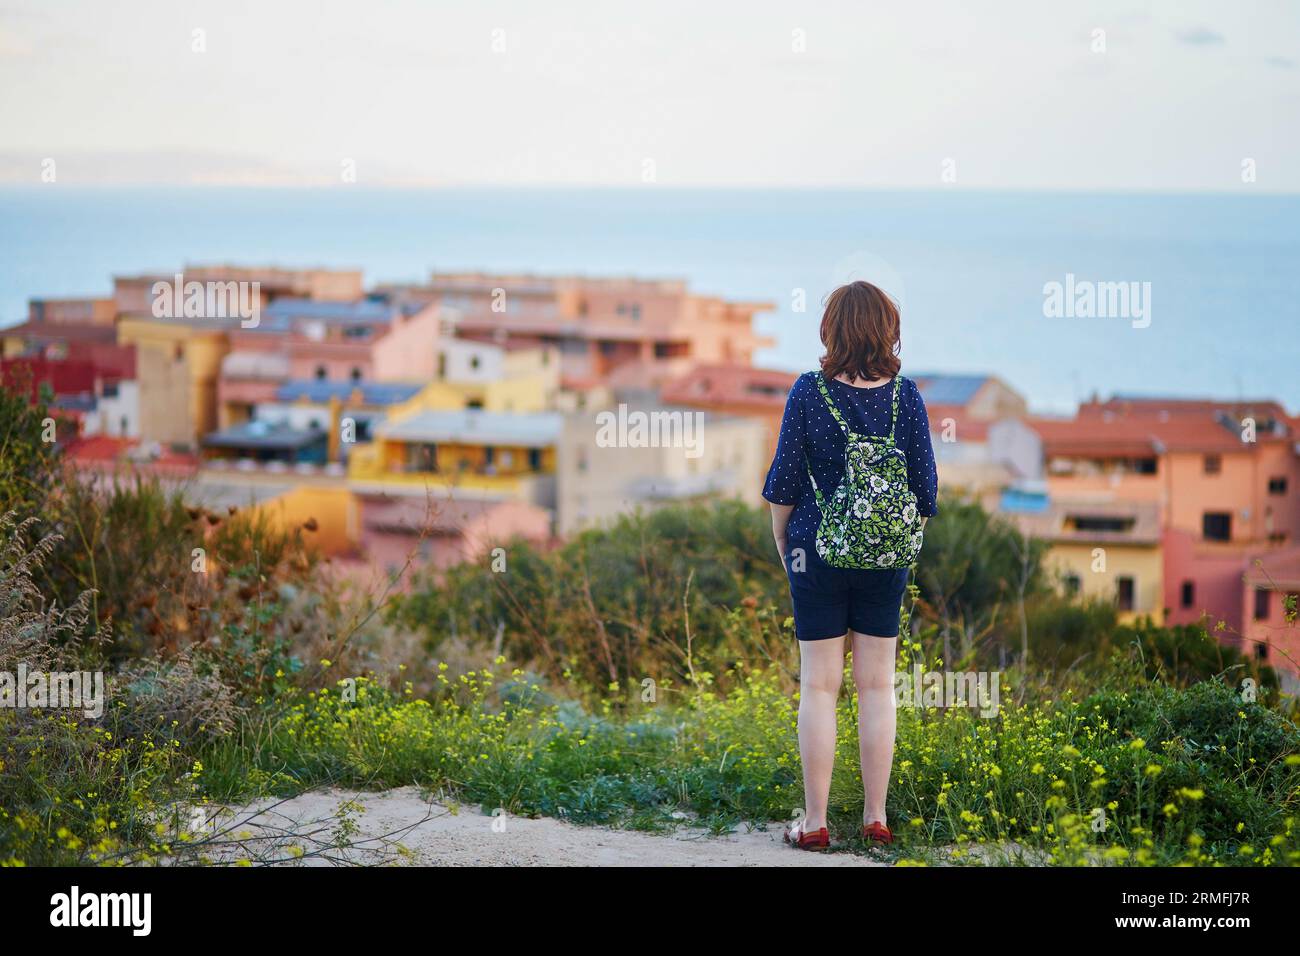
(806, 373), (925, 569)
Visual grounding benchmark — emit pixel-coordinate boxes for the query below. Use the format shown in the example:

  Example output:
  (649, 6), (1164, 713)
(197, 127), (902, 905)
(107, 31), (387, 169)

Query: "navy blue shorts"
(784, 545), (908, 641)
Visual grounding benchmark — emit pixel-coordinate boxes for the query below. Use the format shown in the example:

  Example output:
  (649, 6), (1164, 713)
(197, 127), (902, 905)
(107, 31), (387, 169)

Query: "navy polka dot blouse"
(762, 371), (939, 547)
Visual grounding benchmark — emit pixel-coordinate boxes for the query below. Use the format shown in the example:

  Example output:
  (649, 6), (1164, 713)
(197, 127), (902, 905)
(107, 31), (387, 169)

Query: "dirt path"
(213, 786), (888, 867)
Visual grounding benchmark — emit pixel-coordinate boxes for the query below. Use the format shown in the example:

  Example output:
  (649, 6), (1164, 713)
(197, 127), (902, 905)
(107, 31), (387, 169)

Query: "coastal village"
(3, 263), (1298, 691)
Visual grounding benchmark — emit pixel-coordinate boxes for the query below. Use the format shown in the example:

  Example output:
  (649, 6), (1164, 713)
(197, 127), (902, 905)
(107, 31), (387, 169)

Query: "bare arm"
(770, 502), (794, 562)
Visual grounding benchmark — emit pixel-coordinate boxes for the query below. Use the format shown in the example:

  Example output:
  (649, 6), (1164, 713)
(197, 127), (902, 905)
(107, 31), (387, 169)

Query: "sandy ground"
(206, 786), (889, 867)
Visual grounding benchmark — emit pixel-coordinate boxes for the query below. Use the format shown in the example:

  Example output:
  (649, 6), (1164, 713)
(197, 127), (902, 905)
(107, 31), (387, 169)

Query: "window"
(1180, 580), (1195, 608)
(1254, 588), (1271, 621)
(1062, 573), (1081, 596)
(101, 381), (119, 398)
(409, 443), (437, 473)
(1203, 454), (1222, 475)
(1070, 515), (1134, 533)
(1202, 512), (1232, 542)
(1131, 458), (1157, 475)
(528, 448), (542, 472)
(469, 355), (481, 371)
(1116, 576), (1135, 612)
(437, 353), (447, 378)
(630, 304), (641, 320)
(314, 365), (327, 380)
(1255, 642), (1269, 661)
(1268, 476), (1288, 495)
(350, 367), (362, 383)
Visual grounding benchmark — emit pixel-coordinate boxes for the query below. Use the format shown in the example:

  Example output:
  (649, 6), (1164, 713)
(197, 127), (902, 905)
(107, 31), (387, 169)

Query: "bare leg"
(795, 635), (845, 833)
(851, 631), (897, 826)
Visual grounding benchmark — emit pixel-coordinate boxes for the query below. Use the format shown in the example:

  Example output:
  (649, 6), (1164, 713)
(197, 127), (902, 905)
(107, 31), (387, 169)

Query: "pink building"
(1242, 548), (1300, 691)
(218, 298), (442, 426)
(356, 494), (552, 574)
(111, 265), (363, 316)
(1031, 395), (1300, 682)
(378, 272), (774, 387)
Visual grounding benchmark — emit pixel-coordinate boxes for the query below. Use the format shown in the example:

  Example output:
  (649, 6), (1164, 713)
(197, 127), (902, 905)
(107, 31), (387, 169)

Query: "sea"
(1, 186), (1297, 413)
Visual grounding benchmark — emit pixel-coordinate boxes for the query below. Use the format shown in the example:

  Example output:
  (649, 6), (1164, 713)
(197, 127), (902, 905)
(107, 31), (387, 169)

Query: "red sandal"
(783, 822), (831, 851)
(862, 821), (894, 844)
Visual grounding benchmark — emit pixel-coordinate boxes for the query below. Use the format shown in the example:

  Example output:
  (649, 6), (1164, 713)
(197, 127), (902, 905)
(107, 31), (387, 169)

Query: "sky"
(0, 0), (1296, 190)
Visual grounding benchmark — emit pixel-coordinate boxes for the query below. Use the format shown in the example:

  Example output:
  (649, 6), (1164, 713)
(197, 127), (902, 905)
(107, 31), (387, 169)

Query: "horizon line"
(1, 182), (1297, 198)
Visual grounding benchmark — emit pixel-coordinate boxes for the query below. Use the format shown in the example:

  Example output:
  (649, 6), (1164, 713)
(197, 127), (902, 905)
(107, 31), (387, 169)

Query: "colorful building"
(1241, 548), (1300, 692)
(2, 319), (139, 438)
(555, 403), (766, 535)
(349, 408), (563, 509)
(378, 272), (774, 386)
(1010, 497), (1164, 622)
(1028, 394), (1300, 681)
(116, 316), (234, 448)
(355, 494), (551, 574)
(659, 363), (794, 466)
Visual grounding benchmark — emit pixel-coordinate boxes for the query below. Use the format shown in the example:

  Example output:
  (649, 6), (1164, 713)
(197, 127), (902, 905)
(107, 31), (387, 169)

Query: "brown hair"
(818, 280), (901, 383)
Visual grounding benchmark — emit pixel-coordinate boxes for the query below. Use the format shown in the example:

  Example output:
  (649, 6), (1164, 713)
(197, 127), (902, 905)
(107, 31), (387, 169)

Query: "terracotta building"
(1029, 395), (1300, 684)
(377, 272), (774, 386)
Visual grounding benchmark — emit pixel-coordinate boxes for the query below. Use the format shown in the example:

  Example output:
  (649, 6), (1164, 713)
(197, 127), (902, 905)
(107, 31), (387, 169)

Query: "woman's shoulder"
(896, 374), (931, 421)
(787, 370), (821, 398)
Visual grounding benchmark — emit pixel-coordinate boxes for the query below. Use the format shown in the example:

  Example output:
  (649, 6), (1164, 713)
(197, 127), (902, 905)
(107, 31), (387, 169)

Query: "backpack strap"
(804, 458), (826, 509)
(813, 372), (851, 436)
(888, 376), (905, 442)
(805, 372), (904, 507)
(818, 371), (904, 442)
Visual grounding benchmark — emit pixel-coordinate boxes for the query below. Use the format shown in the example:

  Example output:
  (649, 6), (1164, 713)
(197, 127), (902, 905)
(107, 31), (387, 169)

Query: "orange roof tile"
(660, 363), (796, 409)
(1028, 411), (1293, 456)
(65, 437), (199, 475)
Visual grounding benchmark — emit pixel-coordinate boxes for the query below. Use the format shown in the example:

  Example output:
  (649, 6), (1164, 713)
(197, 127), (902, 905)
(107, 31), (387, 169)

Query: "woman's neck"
(833, 373), (891, 389)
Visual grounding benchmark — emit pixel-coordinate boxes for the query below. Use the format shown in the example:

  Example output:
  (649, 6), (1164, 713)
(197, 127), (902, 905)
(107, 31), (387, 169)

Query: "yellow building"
(435, 335), (560, 411)
(1013, 499), (1164, 623)
(349, 408), (563, 509)
(116, 317), (233, 448)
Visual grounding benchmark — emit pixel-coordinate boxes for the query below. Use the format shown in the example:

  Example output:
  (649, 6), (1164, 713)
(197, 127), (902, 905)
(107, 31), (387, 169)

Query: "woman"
(762, 280), (938, 850)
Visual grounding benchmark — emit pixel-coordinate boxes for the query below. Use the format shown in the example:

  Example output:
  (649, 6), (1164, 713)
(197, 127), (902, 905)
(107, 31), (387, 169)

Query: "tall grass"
(189, 655), (1300, 866)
